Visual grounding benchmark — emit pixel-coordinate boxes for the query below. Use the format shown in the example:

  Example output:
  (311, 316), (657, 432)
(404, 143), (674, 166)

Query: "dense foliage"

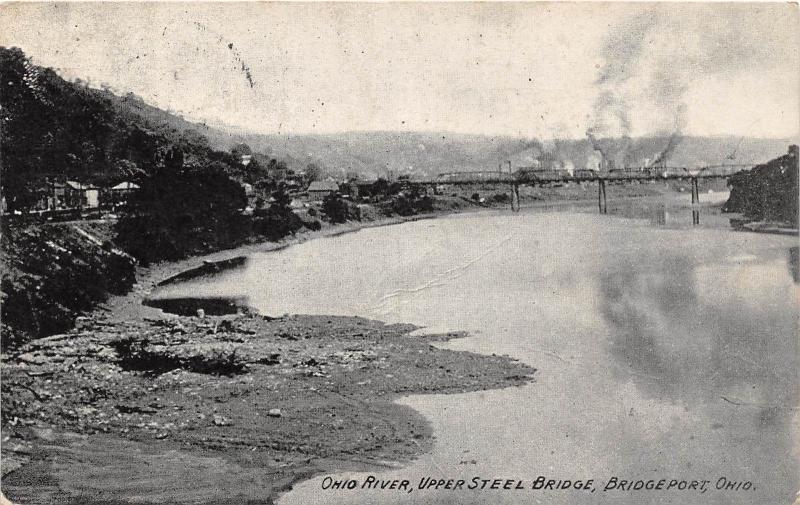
(0, 47), (241, 211)
(253, 184), (303, 240)
(115, 156), (248, 264)
(724, 148), (798, 226)
(322, 193), (360, 223)
(2, 47), (305, 265)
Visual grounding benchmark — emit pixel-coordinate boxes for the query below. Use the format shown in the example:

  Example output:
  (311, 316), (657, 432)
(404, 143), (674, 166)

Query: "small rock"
(155, 432), (169, 439)
(17, 352), (47, 365)
(196, 309), (205, 318)
(213, 414), (231, 426)
(268, 409), (282, 418)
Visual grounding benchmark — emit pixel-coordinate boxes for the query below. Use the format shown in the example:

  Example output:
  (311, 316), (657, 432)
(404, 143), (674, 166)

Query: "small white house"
(66, 181), (100, 208)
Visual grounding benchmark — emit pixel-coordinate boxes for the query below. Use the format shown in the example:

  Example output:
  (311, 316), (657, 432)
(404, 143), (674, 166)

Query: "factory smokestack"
(650, 133), (682, 169)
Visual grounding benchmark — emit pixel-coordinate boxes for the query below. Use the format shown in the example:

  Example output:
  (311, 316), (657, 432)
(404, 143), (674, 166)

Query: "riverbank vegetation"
(723, 146), (798, 227)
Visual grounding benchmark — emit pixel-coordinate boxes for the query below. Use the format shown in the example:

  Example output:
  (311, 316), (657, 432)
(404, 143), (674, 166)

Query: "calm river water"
(154, 200), (799, 505)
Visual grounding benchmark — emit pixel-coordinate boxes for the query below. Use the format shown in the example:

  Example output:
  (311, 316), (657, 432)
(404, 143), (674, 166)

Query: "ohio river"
(162, 204), (800, 505)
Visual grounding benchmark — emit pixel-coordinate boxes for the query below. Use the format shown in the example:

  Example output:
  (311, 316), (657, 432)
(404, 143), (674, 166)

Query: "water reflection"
(598, 252), (799, 503)
(649, 205), (701, 226)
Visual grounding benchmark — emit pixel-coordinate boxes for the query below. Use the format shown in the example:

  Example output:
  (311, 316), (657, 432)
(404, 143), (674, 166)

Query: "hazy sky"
(1, 2), (798, 139)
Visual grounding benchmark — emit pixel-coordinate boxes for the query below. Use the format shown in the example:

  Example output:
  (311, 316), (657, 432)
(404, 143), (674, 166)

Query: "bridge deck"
(410, 165), (750, 185)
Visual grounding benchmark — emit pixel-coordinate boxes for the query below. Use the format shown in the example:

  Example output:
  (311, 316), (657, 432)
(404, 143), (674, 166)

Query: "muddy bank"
(1, 312), (533, 504)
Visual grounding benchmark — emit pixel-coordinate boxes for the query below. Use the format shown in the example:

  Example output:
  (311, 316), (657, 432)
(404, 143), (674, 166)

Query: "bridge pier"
(598, 180), (607, 214)
(690, 177), (700, 225)
(690, 177), (701, 225)
(690, 177), (699, 205)
(511, 183), (520, 212)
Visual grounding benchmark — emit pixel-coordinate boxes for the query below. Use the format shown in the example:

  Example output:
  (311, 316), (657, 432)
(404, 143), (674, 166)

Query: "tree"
(243, 156), (270, 185)
(305, 163), (323, 182)
(322, 192), (359, 223)
(253, 183), (302, 240)
(115, 158), (247, 263)
(231, 143), (252, 158)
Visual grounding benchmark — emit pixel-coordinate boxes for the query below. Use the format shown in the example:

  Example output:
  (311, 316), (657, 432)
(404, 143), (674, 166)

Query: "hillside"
(201, 129), (794, 181)
(0, 47), (245, 211)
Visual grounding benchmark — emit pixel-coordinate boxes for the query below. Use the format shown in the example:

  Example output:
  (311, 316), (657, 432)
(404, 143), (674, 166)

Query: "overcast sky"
(1, 2), (798, 139)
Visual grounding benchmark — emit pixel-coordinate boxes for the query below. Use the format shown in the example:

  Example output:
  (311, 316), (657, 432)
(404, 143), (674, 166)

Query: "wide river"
(155, 199), (799, 505)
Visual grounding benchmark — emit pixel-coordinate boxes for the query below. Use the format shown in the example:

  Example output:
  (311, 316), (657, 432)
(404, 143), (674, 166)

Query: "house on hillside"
(308, 180), (339, 200)
(48, 182), (68, 209)
(65, 181), (100, 208)
(109, 181), (140, 208)
(284, 175), (303, 191)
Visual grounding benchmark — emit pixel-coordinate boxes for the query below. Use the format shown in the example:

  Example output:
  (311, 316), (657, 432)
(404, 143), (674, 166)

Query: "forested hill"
(0, 47), (242, 211)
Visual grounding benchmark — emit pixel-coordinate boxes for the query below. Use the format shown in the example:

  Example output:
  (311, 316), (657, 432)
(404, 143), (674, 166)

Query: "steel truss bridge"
(407, 164), (753, 215)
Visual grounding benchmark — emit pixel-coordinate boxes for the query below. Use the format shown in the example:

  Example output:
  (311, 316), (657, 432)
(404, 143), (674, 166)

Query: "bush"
(322, 193), (359, 223)
(387, 194), (434, 216)
(254, 211), (303, 240)
(253, 185), (303, 240)
(492, 193), (510, 203)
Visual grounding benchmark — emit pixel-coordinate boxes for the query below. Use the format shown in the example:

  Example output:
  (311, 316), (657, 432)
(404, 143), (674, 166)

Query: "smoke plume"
(588, 5), (792, 166)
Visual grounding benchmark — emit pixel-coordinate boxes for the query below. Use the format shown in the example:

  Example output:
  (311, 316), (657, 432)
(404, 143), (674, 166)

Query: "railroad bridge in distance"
(407, 164), (753, 219)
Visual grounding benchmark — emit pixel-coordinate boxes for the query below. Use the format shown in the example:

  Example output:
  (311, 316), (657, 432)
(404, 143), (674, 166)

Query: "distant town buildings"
(308, 180), (339, 199)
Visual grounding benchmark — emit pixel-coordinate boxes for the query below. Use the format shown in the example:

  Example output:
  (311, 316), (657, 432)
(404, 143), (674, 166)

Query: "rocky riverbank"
(1, 311), (533, 504)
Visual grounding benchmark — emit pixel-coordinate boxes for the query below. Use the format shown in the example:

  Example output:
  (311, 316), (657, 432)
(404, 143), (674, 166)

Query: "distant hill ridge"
(2, 46), (794, 189)
(207, 131), (794, 180)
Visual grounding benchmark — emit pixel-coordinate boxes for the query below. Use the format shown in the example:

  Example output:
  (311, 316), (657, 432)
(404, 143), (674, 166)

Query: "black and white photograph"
(0, 2), (798, 504)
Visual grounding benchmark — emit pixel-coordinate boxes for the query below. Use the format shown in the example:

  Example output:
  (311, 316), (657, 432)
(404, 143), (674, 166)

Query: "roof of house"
(308, 181), (339, 192)
(111, 182), (140, 190)
(65, 181), (99, 190)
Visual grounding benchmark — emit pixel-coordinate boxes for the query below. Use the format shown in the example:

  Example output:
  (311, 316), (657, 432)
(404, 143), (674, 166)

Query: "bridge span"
(406, 164), (752, 216)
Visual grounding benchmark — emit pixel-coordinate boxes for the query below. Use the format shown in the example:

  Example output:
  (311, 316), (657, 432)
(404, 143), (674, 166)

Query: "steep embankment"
(0, 222), (136, 349)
